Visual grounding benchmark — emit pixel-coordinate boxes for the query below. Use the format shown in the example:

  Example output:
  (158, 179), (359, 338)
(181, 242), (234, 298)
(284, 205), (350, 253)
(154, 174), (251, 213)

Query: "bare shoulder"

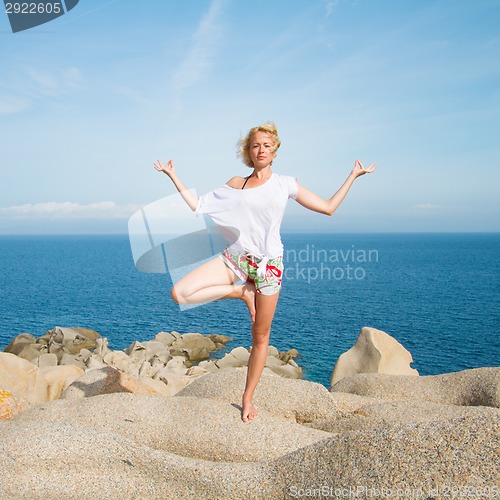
(225, 176), (246, 188)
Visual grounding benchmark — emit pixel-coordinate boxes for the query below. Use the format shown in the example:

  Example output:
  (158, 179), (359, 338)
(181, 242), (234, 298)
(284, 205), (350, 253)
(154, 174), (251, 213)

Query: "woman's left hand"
(351, 160), (377, 178)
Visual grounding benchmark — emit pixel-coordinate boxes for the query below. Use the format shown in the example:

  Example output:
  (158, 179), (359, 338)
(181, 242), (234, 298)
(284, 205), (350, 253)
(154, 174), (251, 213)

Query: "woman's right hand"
(154, 159), (176, 179)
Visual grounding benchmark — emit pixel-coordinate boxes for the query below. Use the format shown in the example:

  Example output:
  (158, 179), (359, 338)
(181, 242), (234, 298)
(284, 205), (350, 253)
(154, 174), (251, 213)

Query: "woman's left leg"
(241, 291), (280, 422)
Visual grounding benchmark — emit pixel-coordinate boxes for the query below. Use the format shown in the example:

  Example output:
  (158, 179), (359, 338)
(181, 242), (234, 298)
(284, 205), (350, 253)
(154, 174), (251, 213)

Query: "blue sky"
(0, 0), (499, 233)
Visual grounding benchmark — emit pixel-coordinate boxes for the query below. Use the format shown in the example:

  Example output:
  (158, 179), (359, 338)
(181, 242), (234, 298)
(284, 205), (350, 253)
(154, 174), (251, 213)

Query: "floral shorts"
(220, 247), (283, 296)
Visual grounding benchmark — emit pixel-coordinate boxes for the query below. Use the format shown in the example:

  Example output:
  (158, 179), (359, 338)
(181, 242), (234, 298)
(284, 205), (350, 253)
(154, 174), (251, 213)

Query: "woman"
(154, 122), (376, 422)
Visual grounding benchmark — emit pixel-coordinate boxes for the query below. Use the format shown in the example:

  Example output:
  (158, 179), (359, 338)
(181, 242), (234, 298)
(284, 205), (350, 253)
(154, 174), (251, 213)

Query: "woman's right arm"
(153, 159), (199, 212)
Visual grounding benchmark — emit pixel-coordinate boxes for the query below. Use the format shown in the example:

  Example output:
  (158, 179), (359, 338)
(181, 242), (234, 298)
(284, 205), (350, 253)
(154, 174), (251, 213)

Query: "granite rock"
(331, 326), (419, 385)
(331, 367), (500, 407)
(177, 368), (344, 423)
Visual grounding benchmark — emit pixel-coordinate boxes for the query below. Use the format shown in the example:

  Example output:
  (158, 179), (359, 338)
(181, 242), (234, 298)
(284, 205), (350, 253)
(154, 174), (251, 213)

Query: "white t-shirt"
(195, 173), (299, 263)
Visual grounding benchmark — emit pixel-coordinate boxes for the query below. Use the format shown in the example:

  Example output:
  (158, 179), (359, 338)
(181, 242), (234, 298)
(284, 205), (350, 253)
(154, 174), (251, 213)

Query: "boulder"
(197, 359), (219, 373)
(70, 327), (101, 341)
(170, 333), (216, 353)
(60, 366), (164, 399)
(59, 353), (86, 369)
(278, 348), (300, 364)
(37, 352), (58, 368)
(41, 365), (85, 400)
(267, 363), (303, 379)
(15, 342), (48, 364)
(216, 346), (250, 368)
(330, 326), (419, 386)
(163, 356), (188, 375)
(47, 326), (99, 354)
(94, 337), (110, 360)
(177, 368), (344, 423)
(5, 393), (331, 462)
(270, 405), (499, 495)
(0, 352), (48, 404)
(154, 331), (181, 347)
(124, 341), (148, 365)
(331, 367), (500, 407)
(3, 333), (37, 355)
(206, 333), (233, 344)
(102, 350), (132, 372)
(0, 388), (30, 420)
(267, 345), (279, 358)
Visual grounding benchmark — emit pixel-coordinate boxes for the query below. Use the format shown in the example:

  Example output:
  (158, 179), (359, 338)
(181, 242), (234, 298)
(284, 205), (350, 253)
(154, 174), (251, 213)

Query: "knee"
(170, 286), (183, 304)
(251, 326), (271, 348)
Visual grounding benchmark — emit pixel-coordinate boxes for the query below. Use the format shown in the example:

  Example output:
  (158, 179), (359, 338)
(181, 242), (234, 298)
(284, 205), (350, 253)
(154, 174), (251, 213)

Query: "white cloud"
(0, 95), (30, 114)
(0, 201), (141, 220)
(25, 65), (84, 95)
(325, 0), (339, 18)
(0, 65), (84, 114)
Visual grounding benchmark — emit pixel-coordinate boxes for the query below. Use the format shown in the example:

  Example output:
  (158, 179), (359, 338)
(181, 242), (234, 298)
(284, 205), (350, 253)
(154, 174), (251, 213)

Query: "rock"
(124, 341), (148, 365)
(330, 326), (419, 386)
(142, 340), (171, 360)
(152, 363), (193, 396)
(60, 366), (164, 399)
(177, 368), (344, 423)
(197, 359), (219, 373)
(279, 348), (300, 364)
(309, 399), (500, 433)
(102, 350), (132, 373)
(71, 327), (101, 341)
(3, 333), (37, 355)
(206, 333), (233, 344)
(265, 355), (284, 368)
(0, 388), (30, 420)
(37, 352), (58, 368)
(216, 346), (250, 368)
(6, 393), (331, 462)
(267, 363), (303, 379)
(267, 345), (279, 358)
(94, 337), (110, 360)
(163, 356), (188, 375)
(15, 343), (48, 363)
(85, 356), (108, 371)
(183, 346), (211, 361)
(0, 392), (331, 498)
(0, 352), (48, 404)
(186, 366), (208, 376)
(47, 326), (99, 354)
(154, 331), (181, 347)
(59, 353), (86, 369)
(41, 365), (85, 400)
(170, 333), (216, 354)
(138, 377), (172, 397)
(269, 405), (499, 495)
(331, 367), (500, 407)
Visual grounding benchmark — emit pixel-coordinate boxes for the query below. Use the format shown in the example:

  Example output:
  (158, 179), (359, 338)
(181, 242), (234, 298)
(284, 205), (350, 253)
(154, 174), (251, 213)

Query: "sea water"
(0, 233), (498, 387)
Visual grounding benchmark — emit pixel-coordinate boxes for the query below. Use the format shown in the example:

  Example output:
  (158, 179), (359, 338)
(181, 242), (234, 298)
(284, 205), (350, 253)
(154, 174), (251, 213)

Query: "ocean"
(0, 233), (498, 388)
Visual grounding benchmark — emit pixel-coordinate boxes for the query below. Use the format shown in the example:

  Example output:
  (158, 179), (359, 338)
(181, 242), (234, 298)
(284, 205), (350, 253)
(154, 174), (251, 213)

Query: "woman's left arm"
(295, 160), (377, 216)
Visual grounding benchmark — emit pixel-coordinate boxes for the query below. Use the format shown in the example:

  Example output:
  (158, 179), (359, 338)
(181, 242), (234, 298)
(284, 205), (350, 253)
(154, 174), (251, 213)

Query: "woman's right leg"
(171, 257), (256, 320)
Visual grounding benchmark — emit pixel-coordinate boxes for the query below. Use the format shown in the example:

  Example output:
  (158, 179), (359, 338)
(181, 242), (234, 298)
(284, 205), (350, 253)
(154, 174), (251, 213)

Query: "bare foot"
(241, 285), (256, 323)
(241, 400), (258, 422)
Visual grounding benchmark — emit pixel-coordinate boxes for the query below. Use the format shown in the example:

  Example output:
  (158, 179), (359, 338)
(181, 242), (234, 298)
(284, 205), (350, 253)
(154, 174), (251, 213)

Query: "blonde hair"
(237, 122), (281, 168)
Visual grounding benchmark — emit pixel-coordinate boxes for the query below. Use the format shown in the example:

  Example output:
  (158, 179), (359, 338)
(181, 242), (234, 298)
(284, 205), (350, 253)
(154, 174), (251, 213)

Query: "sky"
(0, 0), (499, 234)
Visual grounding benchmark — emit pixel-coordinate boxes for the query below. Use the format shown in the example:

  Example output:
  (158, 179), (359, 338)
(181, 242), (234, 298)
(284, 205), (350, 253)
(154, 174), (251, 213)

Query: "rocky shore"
(0, 326), (498, 499)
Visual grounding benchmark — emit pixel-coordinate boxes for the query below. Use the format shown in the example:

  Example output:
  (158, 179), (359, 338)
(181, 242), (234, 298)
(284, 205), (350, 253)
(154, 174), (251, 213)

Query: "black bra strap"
(241, 175), (251, 189)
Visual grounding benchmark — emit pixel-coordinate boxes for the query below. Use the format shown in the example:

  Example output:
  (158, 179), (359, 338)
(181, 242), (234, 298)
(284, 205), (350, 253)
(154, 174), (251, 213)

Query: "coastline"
(0, 325), (498, 498)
